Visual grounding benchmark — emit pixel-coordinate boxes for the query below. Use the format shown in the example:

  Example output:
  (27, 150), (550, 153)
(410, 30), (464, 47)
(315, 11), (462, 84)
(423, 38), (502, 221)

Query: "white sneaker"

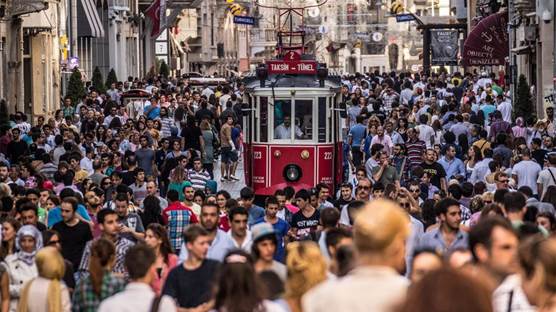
(230, 175), (240, 181)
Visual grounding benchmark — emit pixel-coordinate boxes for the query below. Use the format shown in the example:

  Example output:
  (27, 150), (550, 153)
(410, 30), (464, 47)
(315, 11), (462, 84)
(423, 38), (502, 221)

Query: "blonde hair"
(285, 241), (327, 305)
(18, 247), (65, 312)
(354, 199), (409, 253)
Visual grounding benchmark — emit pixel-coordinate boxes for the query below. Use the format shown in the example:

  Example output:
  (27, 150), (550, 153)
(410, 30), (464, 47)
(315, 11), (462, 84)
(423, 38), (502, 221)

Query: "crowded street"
(0, 0), (554, 311)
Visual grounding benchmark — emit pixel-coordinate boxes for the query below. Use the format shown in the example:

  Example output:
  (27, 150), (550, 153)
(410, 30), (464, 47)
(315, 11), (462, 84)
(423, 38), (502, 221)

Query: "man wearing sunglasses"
(339, 178), (372, 227)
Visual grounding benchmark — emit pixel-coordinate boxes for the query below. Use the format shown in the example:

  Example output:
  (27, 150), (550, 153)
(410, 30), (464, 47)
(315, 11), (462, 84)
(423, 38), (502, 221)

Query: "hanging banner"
(463, 11), (509, 66)
(431, 30), (459, 66)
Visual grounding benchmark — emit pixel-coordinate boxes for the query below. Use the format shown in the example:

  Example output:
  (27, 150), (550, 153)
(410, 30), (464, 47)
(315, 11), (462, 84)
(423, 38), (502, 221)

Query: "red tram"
(239, 2), (344, 195)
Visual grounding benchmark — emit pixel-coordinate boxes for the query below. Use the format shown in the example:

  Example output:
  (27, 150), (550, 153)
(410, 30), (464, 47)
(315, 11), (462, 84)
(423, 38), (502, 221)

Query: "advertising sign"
(431, 30), (459, 65)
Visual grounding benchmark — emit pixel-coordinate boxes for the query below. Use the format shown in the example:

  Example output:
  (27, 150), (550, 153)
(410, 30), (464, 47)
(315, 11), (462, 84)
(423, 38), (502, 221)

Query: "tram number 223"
(323, 152), (332, 160)
(254, 151), (263, 159)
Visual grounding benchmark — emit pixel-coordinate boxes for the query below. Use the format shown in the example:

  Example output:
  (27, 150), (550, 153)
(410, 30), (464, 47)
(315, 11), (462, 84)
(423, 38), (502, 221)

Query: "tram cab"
(241, 54), (344, 195)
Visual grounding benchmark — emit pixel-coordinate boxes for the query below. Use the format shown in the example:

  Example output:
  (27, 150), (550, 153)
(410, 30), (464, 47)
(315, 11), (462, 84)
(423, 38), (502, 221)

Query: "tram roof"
(242, 71), (342, 91)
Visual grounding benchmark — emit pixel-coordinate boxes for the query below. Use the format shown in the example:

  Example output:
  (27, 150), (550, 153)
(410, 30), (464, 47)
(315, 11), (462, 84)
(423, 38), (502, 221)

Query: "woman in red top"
(144, 223), (177, 295)
(216, 190), (232, 232)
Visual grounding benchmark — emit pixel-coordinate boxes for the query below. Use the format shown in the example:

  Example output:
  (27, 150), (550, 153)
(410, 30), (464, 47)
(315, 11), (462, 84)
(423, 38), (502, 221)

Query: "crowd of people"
(0, 68), (552, 312)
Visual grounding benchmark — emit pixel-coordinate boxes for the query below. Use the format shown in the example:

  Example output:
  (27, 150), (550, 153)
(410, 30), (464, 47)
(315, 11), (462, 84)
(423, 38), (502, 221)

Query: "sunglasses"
(409, 189), (420, 193)
(497, 179), (509, 183)
(357, 186), (371, 190)
(484, 200), (492, 204)
(399, 202), (410, 207)
(46, 240), (60, 246)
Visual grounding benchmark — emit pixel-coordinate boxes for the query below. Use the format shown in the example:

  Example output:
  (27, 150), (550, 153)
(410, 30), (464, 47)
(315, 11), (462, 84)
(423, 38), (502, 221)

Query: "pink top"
(151, 253), (178, 295)
(286, 203), (300, 214)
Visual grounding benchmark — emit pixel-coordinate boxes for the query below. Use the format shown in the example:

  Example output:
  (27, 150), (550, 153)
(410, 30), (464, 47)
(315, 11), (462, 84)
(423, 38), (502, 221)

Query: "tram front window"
(295, 100), (313, 140)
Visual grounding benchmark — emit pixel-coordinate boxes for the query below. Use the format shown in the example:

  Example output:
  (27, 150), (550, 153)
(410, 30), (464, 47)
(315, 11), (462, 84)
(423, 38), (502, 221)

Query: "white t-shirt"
(497, 101), (512, 123)
(416, 124), (435, 148)
(512, 160), (542, 195)
(537, 167), (556, 197)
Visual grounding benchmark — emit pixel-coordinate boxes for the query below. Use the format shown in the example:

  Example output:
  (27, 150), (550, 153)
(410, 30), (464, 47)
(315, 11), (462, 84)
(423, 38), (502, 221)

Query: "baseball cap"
(251, 222), (276, 243)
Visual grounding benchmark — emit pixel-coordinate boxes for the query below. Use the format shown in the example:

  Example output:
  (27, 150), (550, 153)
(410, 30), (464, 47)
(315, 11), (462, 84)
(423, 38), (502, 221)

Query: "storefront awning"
(77, 0), (105, 38)
(463, 11), (508, 66)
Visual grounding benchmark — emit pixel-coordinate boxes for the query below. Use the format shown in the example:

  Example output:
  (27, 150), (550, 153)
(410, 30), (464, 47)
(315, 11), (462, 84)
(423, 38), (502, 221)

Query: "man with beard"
(468, 217), (532, 311)
(419, 198), (468, 254)
(78, 209), (135, 279)
(0, 162), (8, 183)
(178, 202), (235, 262)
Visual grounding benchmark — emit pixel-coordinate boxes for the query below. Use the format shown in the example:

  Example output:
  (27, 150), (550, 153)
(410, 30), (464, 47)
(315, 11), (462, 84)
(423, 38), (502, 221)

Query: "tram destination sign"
(266, 60), (318, 74)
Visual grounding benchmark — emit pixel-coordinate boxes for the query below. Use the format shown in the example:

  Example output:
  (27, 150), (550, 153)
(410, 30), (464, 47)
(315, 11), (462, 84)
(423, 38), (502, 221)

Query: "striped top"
(188, 168), (211, 190)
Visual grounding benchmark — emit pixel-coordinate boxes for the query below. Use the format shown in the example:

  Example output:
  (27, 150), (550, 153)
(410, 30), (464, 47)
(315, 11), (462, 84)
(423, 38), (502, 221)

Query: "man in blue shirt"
(253, 196), (289, 263)
(438, 145), (466, 179)
(240, 187), (265, 226)
(48, 188), (92, 228)
(419, 198), (468, 254)
(144, 97), (161, 120)
(348, 115), (367, 168)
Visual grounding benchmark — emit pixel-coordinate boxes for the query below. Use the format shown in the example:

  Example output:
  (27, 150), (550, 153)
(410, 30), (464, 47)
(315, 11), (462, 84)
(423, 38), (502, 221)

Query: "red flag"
(145, 0), (161, 37)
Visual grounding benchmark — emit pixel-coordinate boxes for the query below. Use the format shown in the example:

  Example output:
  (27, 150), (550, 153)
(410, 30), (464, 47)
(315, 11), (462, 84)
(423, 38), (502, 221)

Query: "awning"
(463, 11), (508, 66)
(77, 0), (105, 38)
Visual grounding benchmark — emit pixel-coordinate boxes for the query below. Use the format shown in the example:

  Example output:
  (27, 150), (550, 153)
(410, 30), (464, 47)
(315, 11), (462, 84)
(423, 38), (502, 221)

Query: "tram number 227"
(323, 152), (332, 160)
(254, 152), (262, 159)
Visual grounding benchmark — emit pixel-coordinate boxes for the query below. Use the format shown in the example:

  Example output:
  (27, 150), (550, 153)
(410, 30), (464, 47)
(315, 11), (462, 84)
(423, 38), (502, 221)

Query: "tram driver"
(275, 116), (304, 139)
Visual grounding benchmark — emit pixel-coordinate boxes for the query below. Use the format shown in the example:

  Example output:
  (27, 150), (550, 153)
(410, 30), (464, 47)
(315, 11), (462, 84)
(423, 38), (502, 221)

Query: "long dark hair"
(147, 223), (174, 265)
(141, 195), (163, 227)
(0, 218), (21, 260)
(89, 238), (116, 296)
(542, 186), (556, 207)
(214, 250), (265, 312)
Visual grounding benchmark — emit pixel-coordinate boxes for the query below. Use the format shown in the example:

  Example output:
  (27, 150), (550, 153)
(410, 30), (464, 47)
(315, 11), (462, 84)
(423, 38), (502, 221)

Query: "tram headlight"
(283, 164), (302, 182)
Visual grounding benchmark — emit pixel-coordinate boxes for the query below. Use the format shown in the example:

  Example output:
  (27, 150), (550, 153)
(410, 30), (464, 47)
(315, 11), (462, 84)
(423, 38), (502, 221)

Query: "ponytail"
(89, 239), (116, 296)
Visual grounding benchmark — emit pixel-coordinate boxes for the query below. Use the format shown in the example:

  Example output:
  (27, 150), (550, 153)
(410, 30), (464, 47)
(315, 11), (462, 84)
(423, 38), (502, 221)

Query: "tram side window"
(295, 100), (313, 140)
(274, 100), (293, 139)
(260, 97), (268, 142)
(318, 97), (326, 143)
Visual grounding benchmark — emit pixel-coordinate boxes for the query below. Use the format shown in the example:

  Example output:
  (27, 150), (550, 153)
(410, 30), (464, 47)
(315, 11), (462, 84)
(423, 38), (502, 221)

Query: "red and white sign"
(267, 60), (318, 75)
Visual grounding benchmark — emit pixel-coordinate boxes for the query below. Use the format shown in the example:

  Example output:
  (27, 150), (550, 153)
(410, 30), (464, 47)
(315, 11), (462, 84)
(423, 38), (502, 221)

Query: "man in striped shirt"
(188, 157), (211, 191)
(405, 128), (426, 171)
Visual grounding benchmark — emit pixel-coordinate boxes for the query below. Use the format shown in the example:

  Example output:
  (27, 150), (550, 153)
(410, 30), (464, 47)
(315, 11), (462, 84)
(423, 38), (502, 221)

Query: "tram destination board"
(266, 60), (318, 75)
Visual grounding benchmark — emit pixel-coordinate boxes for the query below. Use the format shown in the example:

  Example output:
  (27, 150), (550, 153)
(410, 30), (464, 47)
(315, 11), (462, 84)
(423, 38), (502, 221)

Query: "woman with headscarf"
(512, 117), (527, 139)
(3, 225), (42, 312)
(16, 246), (70, 312)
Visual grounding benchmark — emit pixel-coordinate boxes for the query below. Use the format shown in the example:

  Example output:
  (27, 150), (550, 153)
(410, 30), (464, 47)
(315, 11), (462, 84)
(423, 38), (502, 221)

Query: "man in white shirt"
(80, 147), (94, 175)
(303, 200), (410, 312)
(416, 114), (435, 148)
(496, 94), (512, 123)
(98, 244), (176, 312)
(228, 206), (253, 251)
(512, 148), (541, 197)
(538, 154), (556, 197)
(274, 116), (303, 139)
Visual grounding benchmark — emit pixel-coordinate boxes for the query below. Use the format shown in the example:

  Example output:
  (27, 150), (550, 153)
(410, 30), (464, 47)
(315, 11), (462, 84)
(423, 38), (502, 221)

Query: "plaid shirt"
(71, 272), (126, 312)
(163, 202), (199, 251)
(78, 236), (134, 281)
